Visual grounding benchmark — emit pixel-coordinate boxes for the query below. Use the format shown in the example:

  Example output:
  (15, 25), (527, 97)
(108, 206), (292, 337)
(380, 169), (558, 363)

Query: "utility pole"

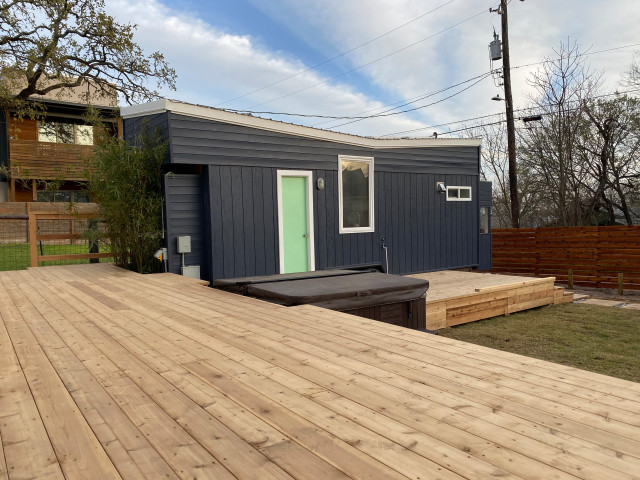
(494, 0), (520, 228)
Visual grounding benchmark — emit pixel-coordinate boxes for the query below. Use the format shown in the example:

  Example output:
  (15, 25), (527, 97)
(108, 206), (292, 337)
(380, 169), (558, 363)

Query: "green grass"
(438, 303), (640, 383)
(0, 242), (112, 271)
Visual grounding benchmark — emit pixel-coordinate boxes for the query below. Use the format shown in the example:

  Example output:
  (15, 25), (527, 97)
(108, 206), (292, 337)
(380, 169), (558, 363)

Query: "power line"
(317, 72), (494, 129)
(328, 74), (492, 126)
(243, 8), (489, 110)
(224, 72), (492, 120)
(214, 0), (456, 108)
(383, 88), (640, 138)
(320, 43), (640, 129)
(219, 42), (640, 127)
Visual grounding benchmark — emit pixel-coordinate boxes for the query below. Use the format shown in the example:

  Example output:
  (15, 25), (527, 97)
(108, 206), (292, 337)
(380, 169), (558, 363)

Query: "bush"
(86, 128), (165, 273)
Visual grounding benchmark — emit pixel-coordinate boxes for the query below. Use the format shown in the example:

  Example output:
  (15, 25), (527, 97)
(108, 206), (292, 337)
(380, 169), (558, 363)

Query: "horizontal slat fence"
(492, 226), (640, 290)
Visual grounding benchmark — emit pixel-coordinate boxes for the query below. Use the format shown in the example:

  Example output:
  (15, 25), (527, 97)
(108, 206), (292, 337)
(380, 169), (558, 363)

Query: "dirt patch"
(560, 283), (640, 303)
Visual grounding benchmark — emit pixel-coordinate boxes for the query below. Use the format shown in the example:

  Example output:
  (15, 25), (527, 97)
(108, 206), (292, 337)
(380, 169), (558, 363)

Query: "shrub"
(86, 128), (165, 273)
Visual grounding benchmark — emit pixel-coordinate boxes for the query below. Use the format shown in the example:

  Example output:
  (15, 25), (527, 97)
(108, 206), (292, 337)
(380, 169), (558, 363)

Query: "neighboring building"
(0, 81), (119, 202)
(122, 99), (491, 281)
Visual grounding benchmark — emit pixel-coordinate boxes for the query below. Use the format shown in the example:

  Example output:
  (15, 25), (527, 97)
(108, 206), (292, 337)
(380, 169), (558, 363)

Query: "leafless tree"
(580, 95), (640, 225)
(519, 40), (602, 226)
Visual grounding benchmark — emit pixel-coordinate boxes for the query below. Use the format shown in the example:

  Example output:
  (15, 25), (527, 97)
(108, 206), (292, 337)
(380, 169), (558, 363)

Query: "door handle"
(302, 233), (309, 238)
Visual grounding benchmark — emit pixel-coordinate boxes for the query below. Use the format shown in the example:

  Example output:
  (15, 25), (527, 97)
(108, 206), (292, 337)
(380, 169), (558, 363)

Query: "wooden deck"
(410, 270), (573, 329)
(1, 264), (639, 480)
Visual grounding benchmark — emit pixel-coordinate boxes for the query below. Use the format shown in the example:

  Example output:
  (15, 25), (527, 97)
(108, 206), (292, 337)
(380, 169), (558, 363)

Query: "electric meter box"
(177, 235), (191, 254)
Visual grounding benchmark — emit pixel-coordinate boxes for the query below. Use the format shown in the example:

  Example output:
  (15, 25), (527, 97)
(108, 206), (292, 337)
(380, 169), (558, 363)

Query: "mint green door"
(281, 176), (310, 273)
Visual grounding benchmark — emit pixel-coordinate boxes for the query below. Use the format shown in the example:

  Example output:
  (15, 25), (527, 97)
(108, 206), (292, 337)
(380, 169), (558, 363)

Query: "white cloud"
(105, 0), (428, 136)
(105, 0), (640, 137)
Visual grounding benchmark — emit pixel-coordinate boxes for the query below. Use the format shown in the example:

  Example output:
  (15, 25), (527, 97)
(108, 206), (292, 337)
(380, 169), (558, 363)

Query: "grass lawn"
(0, 242), (112, 271)
(438, 303), (640, 383)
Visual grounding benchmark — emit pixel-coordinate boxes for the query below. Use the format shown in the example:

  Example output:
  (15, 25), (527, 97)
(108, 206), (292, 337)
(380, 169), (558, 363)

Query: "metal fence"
(0, 203), (113, 271)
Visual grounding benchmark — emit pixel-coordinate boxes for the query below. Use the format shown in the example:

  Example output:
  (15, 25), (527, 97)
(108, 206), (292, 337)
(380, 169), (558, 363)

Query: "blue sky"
(105, 0), (640, 137)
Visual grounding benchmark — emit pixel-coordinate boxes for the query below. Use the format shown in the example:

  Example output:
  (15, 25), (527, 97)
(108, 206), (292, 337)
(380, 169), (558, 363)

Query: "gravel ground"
(561, 283), (640, 303)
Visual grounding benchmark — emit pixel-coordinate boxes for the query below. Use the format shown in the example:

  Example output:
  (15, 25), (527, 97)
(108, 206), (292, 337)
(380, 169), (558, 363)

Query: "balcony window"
(37, 190), (90, 203)
(76, 125), (94, 145)
(38, 121), (93, 145)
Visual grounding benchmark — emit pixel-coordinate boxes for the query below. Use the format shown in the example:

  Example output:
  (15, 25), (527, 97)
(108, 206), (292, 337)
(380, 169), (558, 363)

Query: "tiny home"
(121, 99), (491, 282)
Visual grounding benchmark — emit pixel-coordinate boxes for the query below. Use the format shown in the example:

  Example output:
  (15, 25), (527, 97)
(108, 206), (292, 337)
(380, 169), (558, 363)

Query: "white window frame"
(338, 155), (374, 234)
(446, 186), (472, 202)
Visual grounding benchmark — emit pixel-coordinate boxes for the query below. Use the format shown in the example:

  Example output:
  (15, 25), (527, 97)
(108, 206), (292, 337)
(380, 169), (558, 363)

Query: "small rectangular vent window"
(447, 186), (472, 202)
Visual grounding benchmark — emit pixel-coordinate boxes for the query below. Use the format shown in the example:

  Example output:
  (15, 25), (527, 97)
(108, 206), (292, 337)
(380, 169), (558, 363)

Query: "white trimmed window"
(338, 155), (374, 233)
(446, 186), (472, 201)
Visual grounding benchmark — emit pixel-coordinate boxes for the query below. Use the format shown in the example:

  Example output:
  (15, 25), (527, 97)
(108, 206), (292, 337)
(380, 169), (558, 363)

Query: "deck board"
(1, 264), (639, 480)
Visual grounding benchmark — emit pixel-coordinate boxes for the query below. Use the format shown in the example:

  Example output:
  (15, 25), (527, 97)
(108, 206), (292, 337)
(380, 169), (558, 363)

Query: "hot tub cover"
(212, 269), (371, 294)
(245, 272), (429, 311)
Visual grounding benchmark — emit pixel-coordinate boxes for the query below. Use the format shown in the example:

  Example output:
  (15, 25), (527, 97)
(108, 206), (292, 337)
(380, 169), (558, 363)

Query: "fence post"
(28, 211), (38, 268)
(618, 273), (624, 296)
(88, 219), (99, 263)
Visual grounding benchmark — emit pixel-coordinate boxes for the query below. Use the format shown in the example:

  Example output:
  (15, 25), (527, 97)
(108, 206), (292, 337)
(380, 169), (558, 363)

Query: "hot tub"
(213, 270), (429, 330)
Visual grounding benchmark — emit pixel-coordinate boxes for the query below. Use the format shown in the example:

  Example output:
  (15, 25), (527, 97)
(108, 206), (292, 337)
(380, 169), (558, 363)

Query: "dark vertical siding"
(479, 235), (492, 271)
(479, 181), (492, 206)
(164, 174), (203, 276)
(203, 167), (478, 280)
(478, 181), (492, 271)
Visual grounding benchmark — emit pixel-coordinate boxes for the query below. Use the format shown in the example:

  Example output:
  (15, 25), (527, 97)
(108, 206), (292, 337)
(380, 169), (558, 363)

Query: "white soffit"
(121, 99), (482, 149)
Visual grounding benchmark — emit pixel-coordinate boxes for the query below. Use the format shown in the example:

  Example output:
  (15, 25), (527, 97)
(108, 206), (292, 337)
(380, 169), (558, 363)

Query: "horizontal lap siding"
(123, 113), (171, 163)
(167, 114), (479, 175)
(164, 174), (204, 276)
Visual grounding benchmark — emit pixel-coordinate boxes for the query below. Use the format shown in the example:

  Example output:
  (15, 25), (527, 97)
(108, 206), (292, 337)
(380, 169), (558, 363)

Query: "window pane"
(56, 123), (74, 143)
(38, 122), (57, 142)
(342, 160), (370, 229)
(447, 188), (458, 199)
(480, 207), (489, 233)
(460, 188), (471, 199)
(73, 191), (91, 203)
(37, 191), (55, 202)
(53, 191), (71, 202)
(76, 125), (94, 145)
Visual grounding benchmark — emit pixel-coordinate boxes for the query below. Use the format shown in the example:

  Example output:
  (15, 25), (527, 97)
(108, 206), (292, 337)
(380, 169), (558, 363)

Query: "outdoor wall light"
(317, 178), (325, 190)
(437, 182), (447, 193)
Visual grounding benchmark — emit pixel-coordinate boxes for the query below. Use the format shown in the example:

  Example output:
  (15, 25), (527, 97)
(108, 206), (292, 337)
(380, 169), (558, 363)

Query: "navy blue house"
(122, 99), (491, 282)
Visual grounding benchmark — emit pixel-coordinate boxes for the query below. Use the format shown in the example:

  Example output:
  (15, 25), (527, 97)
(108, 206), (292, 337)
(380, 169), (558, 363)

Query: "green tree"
(86, 127), (165, 273)
(0, 0), (176, 113)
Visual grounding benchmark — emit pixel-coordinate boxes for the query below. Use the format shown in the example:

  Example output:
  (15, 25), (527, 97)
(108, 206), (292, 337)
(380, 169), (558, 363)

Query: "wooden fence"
(28, 210), (113, 267)
(492, 226), (640, 290)
(0, 202), (114, 268)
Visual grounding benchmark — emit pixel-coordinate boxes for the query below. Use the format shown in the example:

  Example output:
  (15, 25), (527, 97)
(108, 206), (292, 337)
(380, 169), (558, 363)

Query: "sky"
(104, 0), (640, 138)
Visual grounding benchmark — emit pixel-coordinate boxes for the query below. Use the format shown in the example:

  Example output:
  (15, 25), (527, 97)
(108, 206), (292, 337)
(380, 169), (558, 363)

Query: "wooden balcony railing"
(9, 139), (94, 181)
